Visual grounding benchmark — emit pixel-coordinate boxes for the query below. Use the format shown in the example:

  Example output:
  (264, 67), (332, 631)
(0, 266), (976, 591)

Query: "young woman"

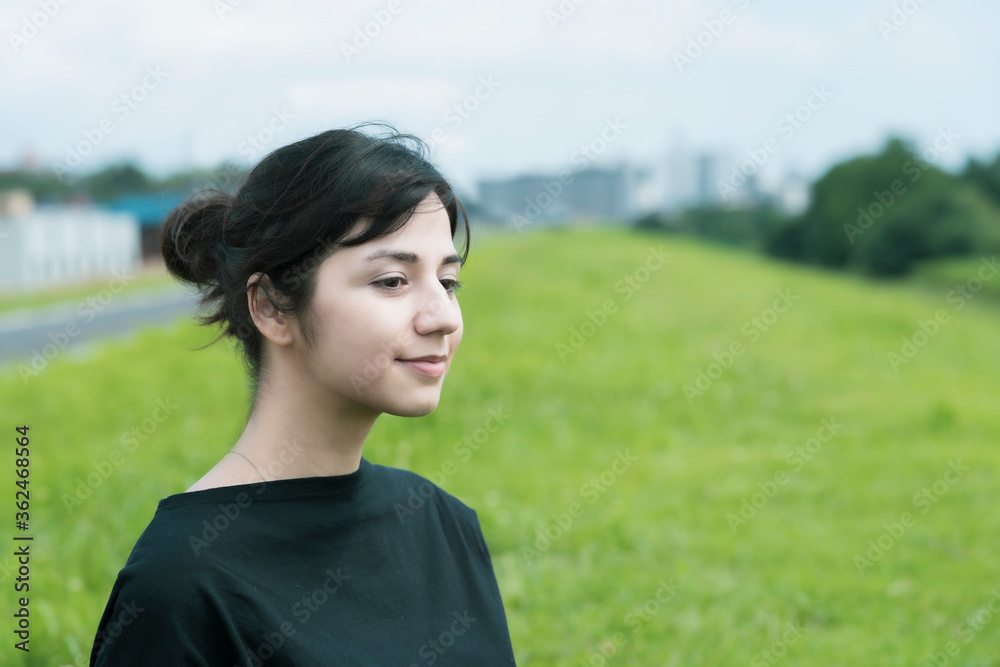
(89, 123), (517, 665)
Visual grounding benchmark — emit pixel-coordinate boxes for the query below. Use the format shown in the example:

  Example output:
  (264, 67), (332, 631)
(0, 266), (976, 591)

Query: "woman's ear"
(246, 272), (295, 347)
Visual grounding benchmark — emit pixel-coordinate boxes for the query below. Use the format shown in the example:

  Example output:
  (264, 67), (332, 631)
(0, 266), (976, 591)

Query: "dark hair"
(160, 121), (470, 414)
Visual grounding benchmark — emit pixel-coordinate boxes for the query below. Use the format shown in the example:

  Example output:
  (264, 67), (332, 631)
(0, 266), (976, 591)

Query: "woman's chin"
(385, 396), (440, 418)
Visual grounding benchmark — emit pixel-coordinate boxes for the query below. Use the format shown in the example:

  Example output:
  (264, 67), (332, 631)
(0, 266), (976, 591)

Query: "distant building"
(0, 195), (141, 292)
(695, 153), (719, 206)
(663, 136), (701, 210)
(101, 191), (188, 259)
(0, 189), (34, 218)
(775, 171), (812, 215)
(477, 164), (632, 226)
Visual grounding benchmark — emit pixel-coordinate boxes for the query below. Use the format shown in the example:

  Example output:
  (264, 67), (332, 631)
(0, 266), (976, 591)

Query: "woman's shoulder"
(91, 512), (242, 665)
(368, 461), (489, 554)
(370, 460), (478, 512)
(112, 508), (219, 586)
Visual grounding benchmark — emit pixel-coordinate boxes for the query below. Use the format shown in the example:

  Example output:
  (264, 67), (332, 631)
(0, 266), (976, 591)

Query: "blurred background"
(1, 1), (999, 665)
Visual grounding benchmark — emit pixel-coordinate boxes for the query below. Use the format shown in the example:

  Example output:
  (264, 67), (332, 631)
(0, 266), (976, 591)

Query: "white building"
(662, 135), (732, 211)
(0, 195), (141, 292)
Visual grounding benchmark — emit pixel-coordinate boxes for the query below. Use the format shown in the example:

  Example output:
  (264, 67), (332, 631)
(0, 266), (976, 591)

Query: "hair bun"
(160, 190), (233, 287)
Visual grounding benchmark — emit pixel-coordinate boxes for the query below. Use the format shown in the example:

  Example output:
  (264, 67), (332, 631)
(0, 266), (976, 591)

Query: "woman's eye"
(374, 276), (462, 293)
(376, 276), (405, 289)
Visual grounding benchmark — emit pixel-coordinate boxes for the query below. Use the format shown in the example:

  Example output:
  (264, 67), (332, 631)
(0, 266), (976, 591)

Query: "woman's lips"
(396, 358), (447, 377)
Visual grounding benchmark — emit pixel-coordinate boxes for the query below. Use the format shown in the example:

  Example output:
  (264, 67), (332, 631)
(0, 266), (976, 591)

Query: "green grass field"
(2, 225), (998, 666)
(0, 261), (178, 316)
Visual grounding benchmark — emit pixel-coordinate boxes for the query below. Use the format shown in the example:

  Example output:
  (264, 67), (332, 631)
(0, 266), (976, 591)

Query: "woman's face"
(296, 191), (464, 418)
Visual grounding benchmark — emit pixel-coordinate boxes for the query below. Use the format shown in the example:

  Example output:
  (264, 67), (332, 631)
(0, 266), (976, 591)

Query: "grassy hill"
(1, 225), (998, 665)
(0, 260), (178, 316)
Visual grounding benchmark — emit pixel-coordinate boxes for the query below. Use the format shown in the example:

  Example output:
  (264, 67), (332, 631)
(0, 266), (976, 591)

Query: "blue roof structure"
(100, 191), (189, 228)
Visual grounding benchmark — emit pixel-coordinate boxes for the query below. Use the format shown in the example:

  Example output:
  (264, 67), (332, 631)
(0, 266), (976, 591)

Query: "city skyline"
(2, 0), (996, 202)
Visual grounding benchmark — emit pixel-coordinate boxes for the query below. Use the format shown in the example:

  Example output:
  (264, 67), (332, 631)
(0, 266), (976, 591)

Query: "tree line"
(4, 135), (1000, 279)
(637, 136), (1000, 277)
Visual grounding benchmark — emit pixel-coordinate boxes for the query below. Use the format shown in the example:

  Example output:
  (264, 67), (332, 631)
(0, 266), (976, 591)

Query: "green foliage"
(2, 228), (999, 666)
(0, 170), (74, 202)
(156, 163), (248, 195)
(0, 160), (247, 206)
(767, 137), (1000, 276)
(908, 255), (1000, 307)
(83, 162), (153, 201)
(645, 205), (787, 251)
(962, 152), (1000, 208)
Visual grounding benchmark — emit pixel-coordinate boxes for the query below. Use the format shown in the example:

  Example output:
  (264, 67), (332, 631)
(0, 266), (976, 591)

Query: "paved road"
(0, 282), (204, 367)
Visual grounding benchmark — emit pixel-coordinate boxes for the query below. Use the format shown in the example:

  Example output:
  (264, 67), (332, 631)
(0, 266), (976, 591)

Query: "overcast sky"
(1, 0), (997, 200)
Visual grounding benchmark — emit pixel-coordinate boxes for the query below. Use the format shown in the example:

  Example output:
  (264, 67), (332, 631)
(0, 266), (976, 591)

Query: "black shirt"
(89, 457), (516, 666)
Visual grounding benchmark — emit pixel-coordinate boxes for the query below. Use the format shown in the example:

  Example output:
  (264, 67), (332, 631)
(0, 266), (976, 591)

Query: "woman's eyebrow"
(363, 249), (464, 267)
